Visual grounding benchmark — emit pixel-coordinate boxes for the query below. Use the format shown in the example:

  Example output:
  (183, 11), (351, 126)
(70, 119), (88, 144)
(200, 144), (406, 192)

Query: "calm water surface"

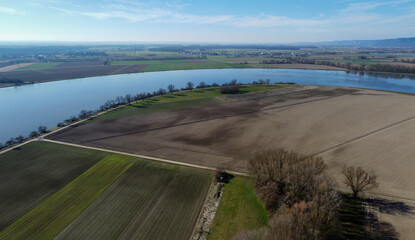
(1, 68), (415, 143)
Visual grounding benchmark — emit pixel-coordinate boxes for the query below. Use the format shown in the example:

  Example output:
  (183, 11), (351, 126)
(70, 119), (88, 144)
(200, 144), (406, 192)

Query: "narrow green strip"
(0, 155), (133, 240)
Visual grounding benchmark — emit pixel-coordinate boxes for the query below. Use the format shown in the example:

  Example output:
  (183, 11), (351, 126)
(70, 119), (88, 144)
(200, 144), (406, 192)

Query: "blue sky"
(1, 0), (415, 43)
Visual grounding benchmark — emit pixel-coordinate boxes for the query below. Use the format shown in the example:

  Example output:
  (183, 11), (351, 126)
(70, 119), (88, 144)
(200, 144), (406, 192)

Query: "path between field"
(41, 139), (415, 205)
(42, 138), (249, 177)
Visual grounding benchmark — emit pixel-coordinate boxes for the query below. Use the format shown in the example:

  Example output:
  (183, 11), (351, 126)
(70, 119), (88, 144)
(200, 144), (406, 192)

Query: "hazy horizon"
(1, 0), (415, 43)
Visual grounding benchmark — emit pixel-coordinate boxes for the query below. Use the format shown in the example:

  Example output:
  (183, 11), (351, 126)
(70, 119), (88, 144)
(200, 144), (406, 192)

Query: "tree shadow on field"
(133, 105), (148, 109)
(365, 198), (414, 216)
(365, 211), (399, 240)
(364, 197), (414, 240)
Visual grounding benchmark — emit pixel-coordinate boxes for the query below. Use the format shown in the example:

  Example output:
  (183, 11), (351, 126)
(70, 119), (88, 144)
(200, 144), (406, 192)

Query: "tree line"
(260, 58), (415, 74)
(0, 126), (48, 150)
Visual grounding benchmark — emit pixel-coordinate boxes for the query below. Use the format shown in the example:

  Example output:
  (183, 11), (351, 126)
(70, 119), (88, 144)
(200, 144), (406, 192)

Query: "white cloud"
(48, 0), (415, 31)
(342, 0), (415, 12)
(0, 6), (25, 15)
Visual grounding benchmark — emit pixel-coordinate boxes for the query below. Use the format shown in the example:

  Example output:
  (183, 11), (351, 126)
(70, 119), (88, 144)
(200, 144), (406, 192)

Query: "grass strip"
(93, 84), (288, 121)
(0, 154), (133, 240)
(14, 62), (62, 71)
(208, 176), (268, 240)
(336, 193), (366, 240)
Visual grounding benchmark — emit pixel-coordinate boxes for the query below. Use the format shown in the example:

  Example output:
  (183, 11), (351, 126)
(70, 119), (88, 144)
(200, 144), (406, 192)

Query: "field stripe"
(0, 155), (133, 240)
(43, 139), (248, 176)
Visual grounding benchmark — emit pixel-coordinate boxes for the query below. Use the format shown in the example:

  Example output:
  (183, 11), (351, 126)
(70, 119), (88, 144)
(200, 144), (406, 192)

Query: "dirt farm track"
(49, 86), (415, 200)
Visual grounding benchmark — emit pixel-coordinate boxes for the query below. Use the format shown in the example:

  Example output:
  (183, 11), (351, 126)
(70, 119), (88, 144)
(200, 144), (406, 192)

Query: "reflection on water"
(1, 68), (415, 142)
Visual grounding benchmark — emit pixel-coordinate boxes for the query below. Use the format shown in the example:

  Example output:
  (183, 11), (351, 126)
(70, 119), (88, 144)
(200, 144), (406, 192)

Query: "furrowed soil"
(0, 154), (133, 240)
(49, 86), (415, 238)
(55, 163), (211, 240)
(0, 142), (108, 231)
(0, 64), (147, 84)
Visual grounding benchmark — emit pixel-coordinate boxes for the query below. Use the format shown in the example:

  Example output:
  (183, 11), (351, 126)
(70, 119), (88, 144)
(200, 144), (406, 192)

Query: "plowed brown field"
(49, 86), (415, 200)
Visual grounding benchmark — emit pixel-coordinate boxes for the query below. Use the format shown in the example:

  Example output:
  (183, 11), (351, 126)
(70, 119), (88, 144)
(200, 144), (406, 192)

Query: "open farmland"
(49, 86), (415, 201)
(13, 62), (62, 71)
(0, 141), (211, 240)
(92, 85), (287, 122)
(55, 164), (210, 240)
(0, 63), (147, 85)
(0, 63), (34, 72)
(0, 142), (107, 231)
(47, 85), (415, 238)
(0, 154), (133, 240)
(110, 59), (250, 72)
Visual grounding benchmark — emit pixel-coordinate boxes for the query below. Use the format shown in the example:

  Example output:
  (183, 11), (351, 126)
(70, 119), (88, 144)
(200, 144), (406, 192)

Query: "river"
(1, 68), (415, 143)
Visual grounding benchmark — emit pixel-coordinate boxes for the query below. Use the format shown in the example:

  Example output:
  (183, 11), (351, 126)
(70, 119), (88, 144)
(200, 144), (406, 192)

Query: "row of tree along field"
(0, 79), (286, 151)
(260, 58), (415, 74)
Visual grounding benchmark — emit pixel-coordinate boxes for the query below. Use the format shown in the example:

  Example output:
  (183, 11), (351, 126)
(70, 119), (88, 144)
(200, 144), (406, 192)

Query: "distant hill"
(306, 37), (415, 48)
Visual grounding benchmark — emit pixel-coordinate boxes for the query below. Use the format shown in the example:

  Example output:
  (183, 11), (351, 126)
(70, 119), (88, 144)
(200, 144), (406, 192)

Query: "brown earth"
(0, 63), (34, 72)
(0, 64), (147, 85)
(49, 86), (415, 198)
(48, 86), (415, 237)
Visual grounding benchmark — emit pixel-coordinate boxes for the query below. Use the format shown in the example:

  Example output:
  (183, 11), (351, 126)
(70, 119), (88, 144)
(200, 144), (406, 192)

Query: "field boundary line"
(42, 139), (249, 176)
(190, 178), (216, 240)
(312, 114), (415, 157)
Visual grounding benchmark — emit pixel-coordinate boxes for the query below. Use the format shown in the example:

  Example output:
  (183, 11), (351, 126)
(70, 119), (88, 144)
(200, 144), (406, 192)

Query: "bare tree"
(29, 131), (39, 138)
(125, 94), (133, 104)
(6, 138), (15, 147)
(38, 126), (47, 133)
(167, 84), (175, 93)
(343, 166), (378, 198)
(198, 81), (207, 89)
(15, 135), (25, 142)
(186, 81), (194, 90)
(78, 110), (88, 119)
(158, 88), (166, 95)
(248, 149), (339, 212)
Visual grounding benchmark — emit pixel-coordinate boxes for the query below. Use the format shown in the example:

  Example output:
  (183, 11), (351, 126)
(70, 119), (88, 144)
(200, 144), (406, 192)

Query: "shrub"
(220, 85), (240, 94)
(38, 126), (48, 133)
(29, 131), (38, 138)
(215, 170), (234, 183)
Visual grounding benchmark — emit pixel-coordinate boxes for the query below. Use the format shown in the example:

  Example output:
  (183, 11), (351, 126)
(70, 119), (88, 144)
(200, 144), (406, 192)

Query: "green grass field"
(110, 59), (250, 72)
(93, 84), (289, 121)
(14, 62), (62, 71)
(0, 142), (212, 240)
(208, 176), (268, 240)
(0, 142), (108, 231)
(0, 154), (133, 240)
(336, 194), (366, 240)
(55, 164), (211, 240)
